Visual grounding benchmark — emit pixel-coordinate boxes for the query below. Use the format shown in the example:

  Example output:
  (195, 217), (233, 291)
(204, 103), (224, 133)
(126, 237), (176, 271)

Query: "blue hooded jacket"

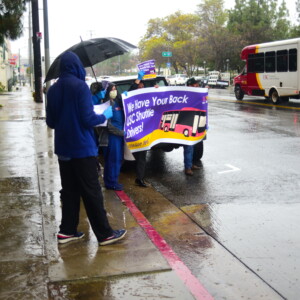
(46, 51), (106, 158)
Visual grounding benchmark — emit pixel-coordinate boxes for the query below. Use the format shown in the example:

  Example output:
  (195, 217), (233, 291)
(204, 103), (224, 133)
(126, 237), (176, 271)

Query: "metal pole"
(28, 2), (33, 89)
(43, 0), (50, 104)
(31, 0), (43, 103)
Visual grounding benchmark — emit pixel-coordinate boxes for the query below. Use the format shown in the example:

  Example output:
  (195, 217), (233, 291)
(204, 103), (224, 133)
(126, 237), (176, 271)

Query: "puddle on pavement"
(48, 271), (194, 300)
(0, 177), (37, 194)
(0, 260), (48, 299)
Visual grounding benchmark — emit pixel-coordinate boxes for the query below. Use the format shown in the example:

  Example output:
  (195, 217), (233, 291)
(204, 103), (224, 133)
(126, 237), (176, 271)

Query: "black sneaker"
(99, 229), (127, 246)
(135, 178), (148, 187)
(57, 232), (85, 244)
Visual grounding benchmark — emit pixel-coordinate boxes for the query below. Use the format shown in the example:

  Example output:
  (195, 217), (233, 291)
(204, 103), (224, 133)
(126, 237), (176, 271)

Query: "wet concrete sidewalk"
(0, 86), (197, 299)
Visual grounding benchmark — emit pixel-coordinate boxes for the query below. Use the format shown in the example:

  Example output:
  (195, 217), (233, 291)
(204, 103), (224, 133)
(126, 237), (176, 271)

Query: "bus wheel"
(235, 85), (244, 100)
(183, 129), (189, 137)
(270, 89), (280, 104)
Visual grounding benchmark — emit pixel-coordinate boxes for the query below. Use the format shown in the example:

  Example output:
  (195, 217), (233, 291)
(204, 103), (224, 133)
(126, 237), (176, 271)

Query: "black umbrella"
(44, 37), (137, 82)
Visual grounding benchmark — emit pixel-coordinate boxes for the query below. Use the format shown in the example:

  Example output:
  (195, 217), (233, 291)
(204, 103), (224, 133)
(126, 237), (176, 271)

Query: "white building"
(0, 39), (15, 91)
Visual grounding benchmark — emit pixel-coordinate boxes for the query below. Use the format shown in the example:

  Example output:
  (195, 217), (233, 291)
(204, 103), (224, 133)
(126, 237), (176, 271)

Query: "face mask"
(109, 90), (117, 99)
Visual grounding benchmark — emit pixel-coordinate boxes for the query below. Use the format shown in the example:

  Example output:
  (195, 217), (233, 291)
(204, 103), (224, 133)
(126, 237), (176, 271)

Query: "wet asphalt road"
(141, 89), (300, 299)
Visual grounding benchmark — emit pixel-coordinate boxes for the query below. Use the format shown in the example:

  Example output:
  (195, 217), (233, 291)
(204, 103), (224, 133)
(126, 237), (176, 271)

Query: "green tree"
(138, 18), (170, 72)
(226, 0), (291, 71)
(139, 12), (203, 76)
(227, 0), (290, 45)
(196, 0), (237, 71)
(0, 0), (28, 44)
(164, 12), (202, 75)
(273, 0), (291, 40)
(289, 25), (300, 38)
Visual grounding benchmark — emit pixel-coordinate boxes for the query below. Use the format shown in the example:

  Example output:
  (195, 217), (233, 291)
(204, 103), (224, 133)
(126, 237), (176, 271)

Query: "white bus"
(233, 38), (299, 104)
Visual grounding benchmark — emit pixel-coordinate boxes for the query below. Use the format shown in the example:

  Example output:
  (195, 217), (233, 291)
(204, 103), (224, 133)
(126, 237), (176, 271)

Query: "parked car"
(107, 75), (168, 94)
(207, 71), (229, 88)
(167, 74), (187, 86)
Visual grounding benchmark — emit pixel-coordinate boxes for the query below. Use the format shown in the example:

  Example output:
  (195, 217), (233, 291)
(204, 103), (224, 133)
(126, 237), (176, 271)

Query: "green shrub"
(0, 82), (6, 92)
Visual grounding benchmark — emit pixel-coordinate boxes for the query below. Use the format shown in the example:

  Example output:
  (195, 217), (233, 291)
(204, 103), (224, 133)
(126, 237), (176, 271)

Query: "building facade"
(0, 39), (15, 91)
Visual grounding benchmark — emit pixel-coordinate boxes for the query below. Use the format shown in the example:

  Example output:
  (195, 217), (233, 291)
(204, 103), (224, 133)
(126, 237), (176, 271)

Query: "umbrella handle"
(90, 65), (98, 82)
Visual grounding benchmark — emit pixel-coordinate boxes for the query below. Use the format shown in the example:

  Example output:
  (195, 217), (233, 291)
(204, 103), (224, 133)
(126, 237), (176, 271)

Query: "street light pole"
(203, 61), (206, 76)
(31, 0), (43, 103)
(28, 2), (33, 89)
(43, 0), (50, 99)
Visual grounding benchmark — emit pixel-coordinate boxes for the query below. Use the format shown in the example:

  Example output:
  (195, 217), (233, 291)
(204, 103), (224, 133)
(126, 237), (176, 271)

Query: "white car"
(167, 74), (187, 86)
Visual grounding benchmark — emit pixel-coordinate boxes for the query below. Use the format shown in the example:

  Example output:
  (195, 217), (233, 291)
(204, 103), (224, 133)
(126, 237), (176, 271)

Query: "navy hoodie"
(46, 51), (106, 158)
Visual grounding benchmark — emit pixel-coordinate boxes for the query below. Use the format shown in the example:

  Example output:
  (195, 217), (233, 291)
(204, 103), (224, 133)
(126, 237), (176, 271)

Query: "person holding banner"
(184, 77), (202, 175)
(186, 77), (203, 167)
(102, 83), (126, 191)
(128, 70), (150, 187)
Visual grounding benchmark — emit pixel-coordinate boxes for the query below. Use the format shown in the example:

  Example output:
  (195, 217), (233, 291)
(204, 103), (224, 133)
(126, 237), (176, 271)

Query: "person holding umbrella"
(46, 51), (126, 246)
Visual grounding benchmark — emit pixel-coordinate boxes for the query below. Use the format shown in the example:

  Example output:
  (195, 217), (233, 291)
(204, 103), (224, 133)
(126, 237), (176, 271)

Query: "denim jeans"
(183, 145), (194, 169)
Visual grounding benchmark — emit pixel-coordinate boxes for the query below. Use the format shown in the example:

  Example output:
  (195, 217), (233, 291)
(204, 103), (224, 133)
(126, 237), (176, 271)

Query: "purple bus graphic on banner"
(159, 107), (207, 137)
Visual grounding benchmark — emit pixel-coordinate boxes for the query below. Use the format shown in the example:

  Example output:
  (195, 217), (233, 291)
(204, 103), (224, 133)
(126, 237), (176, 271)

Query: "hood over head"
(59, 51), (86, 81)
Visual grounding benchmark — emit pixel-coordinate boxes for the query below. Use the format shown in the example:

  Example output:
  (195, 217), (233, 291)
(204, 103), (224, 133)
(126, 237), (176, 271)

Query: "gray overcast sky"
(11, 0), (297, 59)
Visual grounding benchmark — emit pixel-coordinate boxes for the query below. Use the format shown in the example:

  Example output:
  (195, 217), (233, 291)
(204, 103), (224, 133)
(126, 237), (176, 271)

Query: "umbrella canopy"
(45, 37), (137, 82)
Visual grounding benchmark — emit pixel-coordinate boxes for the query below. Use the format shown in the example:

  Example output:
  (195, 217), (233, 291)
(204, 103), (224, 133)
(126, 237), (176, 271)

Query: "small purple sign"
(137, 59), (156, 79)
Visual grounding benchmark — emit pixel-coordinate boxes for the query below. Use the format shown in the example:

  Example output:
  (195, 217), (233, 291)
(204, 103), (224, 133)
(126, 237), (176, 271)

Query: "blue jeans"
(183, 145), (194, 169)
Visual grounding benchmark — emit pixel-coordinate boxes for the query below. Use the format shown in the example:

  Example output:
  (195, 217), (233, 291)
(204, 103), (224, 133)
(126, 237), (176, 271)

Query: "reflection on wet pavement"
(0, 88), (46, 299)
(120, 171), (283, 300)
(142, 95), (300, 299)
(182, 202), (300, 300)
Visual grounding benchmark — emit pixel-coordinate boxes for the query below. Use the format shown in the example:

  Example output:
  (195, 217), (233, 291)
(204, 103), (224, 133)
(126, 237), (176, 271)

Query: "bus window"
(277, 50), (288, 72)
(240, 65), (247, 75)
(248, 53), (264, 73)
(289, 48), (297, 72)
(265, 51), (275, 72)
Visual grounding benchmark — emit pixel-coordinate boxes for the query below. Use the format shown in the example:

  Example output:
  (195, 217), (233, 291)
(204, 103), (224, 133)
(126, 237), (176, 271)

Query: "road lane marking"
(115, 190), (214, 300)
(218, 164), (241, 174)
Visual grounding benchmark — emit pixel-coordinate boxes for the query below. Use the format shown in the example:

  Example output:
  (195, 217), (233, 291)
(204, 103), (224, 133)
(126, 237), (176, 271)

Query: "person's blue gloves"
(122, 91), (128, 97)
(92, 90), (106, 105)
(103, 106), (113, 119)
(96, 90), (106, 99)
(138, 70), (145, 80)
